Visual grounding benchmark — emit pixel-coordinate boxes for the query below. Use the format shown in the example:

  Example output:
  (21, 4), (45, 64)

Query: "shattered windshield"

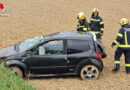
(18, 36), (44, 52)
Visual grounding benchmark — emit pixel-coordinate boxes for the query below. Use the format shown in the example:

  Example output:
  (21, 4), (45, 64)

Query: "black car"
(0, 31), (106, 80)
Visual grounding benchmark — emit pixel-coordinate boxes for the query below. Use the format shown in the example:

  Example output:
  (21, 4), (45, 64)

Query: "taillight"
(96, 52), (102, 60)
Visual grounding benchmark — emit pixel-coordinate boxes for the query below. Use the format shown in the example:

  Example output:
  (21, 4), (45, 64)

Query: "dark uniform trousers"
(115, 47), (130, 73)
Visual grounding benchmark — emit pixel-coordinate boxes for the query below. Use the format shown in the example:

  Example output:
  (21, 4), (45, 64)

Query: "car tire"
(80, 65), (100, 80)
(10, 66), (23, 78)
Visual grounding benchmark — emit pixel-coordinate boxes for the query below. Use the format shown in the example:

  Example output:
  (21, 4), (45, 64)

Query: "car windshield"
(18, 36), (44, 52)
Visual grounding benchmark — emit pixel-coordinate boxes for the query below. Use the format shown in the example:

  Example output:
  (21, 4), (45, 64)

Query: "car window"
(31, 40), (64, 55)
(19, 36), (43, 52)
(67, 40), (90, 54)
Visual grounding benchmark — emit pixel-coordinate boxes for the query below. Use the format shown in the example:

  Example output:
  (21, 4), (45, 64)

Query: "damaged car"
(0, 31), (106, 80)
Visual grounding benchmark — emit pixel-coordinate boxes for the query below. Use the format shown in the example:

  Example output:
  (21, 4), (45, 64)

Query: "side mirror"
(21, 51), (27, 57)
(26, 50), (32, 56)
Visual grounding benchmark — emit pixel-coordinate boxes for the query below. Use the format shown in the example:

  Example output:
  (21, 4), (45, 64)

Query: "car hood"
(0, 45), (18, 58)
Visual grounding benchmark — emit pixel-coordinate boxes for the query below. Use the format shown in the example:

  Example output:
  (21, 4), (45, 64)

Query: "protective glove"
(77, 28), (80, 31)
(111, 42), (116, 48)
(100, 33), (103, 36)
(77, 27), (83, 32)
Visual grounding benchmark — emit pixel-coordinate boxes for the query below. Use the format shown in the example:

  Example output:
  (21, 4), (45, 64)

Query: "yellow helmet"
(77, 12), (86, 20)
(92, 8), (99, 13)
(119, 18), (129, 25)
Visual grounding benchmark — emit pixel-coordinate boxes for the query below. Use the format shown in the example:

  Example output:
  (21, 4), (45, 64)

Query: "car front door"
(25, 40), (68, 74)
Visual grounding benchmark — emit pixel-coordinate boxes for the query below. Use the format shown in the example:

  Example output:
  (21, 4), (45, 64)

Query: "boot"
(112, 68), (119, 72)
(126, 72), (130, 74)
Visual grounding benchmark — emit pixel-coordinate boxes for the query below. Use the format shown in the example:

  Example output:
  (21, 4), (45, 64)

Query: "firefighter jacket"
(77, 19), (89, 32)
(89, 15), (104, 34)
(112, 24), (130, 50)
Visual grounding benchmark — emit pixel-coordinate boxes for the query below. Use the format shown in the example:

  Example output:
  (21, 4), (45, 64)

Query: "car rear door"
(66, 39), (92, 65)
(25, 40), (68, 74)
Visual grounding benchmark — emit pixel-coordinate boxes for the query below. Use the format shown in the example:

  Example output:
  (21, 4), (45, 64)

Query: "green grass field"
(0, 65), (36, 90)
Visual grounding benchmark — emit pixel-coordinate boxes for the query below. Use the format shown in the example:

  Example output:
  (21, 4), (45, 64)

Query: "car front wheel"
(80, 65), (99, 80)
(9, 66), (23, 78)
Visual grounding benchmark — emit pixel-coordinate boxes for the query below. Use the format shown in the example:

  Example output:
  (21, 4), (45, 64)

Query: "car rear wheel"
(80, 65), (99, 80)
(10, 66), (23, 78)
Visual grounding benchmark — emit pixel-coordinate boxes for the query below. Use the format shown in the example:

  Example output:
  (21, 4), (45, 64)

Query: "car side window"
(31, 40), (64, 55)
(67, 40), (90, 54)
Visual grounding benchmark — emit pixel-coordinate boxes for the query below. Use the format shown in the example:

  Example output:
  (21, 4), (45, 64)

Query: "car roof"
(44, 31), (93, 41)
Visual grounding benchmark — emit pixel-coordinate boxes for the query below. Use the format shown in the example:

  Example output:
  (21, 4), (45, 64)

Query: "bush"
(0, 65), (36, 90)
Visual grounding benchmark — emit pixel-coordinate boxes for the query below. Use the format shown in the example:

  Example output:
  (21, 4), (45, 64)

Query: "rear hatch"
(94, 40), (107, 58)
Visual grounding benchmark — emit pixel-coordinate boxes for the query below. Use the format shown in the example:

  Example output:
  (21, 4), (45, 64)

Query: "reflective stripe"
(83, 28), (87, 31)
(118, 31), (130, 48)
(119, 45), (130, 48)
(90, 18), (100, 21)
(124, 31), (128, 45)
(115, 61), (120, 64)
(79, 26), (84, 28)
(101, 28), (104, 31)
(125, 64), (130, 67)
(117, 33), (123, 37)
(114, 40), (119, 44)
(90, 31), (100, 34)
(100, 21), (104, 25)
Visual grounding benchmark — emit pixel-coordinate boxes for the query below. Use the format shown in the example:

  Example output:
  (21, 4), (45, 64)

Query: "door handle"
(64, 57), (69, 63)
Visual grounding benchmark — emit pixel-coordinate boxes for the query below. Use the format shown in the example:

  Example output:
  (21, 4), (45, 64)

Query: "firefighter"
(111, 18), (130, 73)
(77, 12), (89, 32)
(89, 8), (104, 39)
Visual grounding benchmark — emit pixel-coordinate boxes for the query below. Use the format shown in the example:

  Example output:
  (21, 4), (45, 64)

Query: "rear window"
(67, 40), (90, 54)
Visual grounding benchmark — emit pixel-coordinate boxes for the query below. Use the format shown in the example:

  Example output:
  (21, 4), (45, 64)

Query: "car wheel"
(80, 65), (99, 80)
(10, 66), (23, 78)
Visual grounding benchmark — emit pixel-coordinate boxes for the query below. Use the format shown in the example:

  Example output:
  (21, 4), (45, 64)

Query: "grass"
(0, 64), (36, 90)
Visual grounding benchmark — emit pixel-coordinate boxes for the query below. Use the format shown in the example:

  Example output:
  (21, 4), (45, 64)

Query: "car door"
(25, 40), (68, 74)
(66, 39), (91, 65)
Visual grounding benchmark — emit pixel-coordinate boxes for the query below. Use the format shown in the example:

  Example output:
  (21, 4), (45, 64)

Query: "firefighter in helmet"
(77, 12), (89, 32)
(89, 8), (104, 39)
(111, 18), (130, 74)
